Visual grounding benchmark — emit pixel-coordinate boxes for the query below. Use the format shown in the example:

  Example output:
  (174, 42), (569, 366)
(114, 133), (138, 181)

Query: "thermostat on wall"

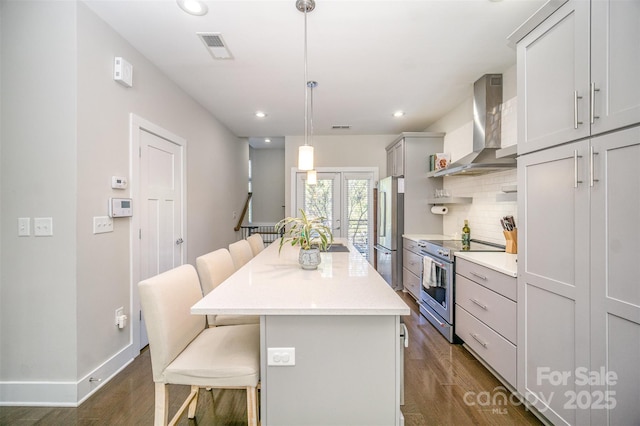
(109, 198), (133, 218)
(111, 176), (128, 189)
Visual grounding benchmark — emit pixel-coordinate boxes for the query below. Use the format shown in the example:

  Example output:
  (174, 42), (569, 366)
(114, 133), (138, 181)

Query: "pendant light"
(297, 0), (316, 171)
(306, 169), (317, 185)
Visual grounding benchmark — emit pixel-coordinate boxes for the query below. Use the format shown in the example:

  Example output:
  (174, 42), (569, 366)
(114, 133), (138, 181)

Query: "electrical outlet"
(115, 307), (124, 326)
(34, 217), (53, 236)
(267, 347), (295, 366)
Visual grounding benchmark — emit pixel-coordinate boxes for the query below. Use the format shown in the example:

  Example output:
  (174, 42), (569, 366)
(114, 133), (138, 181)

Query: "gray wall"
(250, 147), (285, 223)
(1, 1), (248, 404)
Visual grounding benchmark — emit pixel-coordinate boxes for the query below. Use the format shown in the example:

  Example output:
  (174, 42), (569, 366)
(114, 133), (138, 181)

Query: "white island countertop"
(191, 238), (410, 316)
(454, 251), (518, 277)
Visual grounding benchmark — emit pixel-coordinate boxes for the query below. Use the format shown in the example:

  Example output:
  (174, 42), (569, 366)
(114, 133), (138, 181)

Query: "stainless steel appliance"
(417, 239), (504, 342)
(375, 176), (404, 290)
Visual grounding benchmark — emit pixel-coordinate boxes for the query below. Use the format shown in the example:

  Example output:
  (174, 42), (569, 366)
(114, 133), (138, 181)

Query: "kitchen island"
(191, 238), (409, 426)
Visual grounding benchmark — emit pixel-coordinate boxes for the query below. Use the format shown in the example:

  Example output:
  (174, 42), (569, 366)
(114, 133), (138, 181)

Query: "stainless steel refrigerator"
(375, 176), (404, 290)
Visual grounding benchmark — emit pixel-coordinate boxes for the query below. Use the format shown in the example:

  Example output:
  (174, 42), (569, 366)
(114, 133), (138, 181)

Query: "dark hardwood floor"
(0, 292), (542, 425)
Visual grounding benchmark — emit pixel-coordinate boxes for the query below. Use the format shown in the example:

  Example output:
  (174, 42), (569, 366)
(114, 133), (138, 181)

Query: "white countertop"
(402, 234), (454, 242)
(454, 251), (518, 277)
(191, 238), (410, 316)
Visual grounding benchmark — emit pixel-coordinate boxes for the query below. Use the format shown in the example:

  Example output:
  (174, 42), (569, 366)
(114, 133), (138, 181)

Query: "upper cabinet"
(386, 132), (444, 234)
(386, 138), (405, 177)
(511, 0), (640, 155)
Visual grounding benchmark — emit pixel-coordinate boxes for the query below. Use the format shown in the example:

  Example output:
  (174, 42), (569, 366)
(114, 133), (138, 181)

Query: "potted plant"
(275, 209), (334, 270)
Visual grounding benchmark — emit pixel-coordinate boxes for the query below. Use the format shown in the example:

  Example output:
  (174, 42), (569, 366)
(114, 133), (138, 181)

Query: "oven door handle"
(420, 252), (445, 269)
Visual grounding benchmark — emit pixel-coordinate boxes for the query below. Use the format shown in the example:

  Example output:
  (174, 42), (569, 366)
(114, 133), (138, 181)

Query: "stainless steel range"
(417, 239), (504, 342)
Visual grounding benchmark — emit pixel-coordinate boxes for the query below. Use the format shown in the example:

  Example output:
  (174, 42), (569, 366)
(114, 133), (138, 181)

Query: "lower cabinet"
(402, 238), (422, 300)
(454, 258), (517, 388)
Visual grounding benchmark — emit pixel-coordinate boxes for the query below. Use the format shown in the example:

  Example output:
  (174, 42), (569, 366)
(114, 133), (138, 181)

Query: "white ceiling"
(83, 0), (544, 149)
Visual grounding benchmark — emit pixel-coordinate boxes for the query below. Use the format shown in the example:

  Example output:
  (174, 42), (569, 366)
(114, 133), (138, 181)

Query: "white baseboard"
(0, 344), (135, 406)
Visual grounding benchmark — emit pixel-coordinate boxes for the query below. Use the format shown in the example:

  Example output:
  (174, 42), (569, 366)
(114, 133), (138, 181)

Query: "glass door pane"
(344, 173), (372, 260)
(295, 170), (374, 262)
(296, 172), (341, 236)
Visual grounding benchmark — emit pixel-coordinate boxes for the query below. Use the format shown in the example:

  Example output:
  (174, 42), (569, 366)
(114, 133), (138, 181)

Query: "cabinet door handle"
(470, 271), (487, 281)
(574, 150), (583, 188)
(469, 298), (488, 310)
(470, 333), (488, 348)
(574, 91), (584, 129)
(590, 145), (599, 187)
(590, 83), (600, 124)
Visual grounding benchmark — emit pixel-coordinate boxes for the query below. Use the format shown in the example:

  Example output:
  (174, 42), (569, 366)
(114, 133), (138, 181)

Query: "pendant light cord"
(303, 7), (309, 147)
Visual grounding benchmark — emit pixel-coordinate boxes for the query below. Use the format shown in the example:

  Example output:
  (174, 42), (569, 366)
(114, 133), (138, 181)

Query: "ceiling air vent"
(331, 125), (351, 130)
(197, 32), (233, 60)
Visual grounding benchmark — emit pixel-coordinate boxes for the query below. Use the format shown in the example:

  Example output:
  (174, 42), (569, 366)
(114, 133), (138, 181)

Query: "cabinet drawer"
(403, 268), (420, 300)
(455, 275), (516, 344)
(455, 305), (516, 387)
(403, 249), (422, 277)
(403, 238), (420, 254)
(456, 258), (516, 301)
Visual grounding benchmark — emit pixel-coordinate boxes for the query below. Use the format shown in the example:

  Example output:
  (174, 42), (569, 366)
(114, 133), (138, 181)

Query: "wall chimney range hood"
(434, 74), (516, 177)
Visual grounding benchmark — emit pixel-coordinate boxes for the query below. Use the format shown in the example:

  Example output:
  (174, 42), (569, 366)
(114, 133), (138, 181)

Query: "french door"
(294, 170), (374, 261)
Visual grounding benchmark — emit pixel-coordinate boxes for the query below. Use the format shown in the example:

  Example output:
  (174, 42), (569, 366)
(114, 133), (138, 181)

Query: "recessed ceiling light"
(265, 138), (271, 143)
(177, 0), (208, 16)
(255, 112), (267, 118)
(393, 111), (405, 118)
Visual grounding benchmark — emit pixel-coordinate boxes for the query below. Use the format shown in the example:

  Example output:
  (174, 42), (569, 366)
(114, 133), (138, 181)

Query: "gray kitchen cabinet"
(588, 126), (640, 425)
(388, 132), (444, 235)
(513, 0), (640, 155)
(386, 138), (405, 177)
(455, 258), (517, 388)
(517, 126), (640, 425)
(402, 238), (422, 301)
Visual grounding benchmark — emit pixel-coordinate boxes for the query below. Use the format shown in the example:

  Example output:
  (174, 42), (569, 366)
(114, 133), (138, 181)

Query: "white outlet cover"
(34, 217), (53, 236)
(267, 347), (295, 366)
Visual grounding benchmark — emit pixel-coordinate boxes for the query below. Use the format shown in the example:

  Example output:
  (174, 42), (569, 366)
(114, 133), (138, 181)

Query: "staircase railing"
(234, 192), (252, 232)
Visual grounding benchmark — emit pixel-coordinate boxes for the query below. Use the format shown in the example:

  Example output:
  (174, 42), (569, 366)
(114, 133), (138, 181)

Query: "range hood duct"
(434, 74), (516, 177)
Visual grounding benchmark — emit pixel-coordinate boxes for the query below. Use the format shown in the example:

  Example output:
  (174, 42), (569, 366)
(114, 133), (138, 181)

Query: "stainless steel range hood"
(434, 74), (516, 177)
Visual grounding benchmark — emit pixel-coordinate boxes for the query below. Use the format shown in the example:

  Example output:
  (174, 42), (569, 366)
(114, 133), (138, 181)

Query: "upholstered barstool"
(228, 239), (254, 269)
(138, 264), (259, 426)
(196, 248), (259, 327)
(247, 233), (265, 256)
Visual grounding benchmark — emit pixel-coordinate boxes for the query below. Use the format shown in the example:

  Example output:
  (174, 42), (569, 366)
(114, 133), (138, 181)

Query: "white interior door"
(131, 115), (185, 352)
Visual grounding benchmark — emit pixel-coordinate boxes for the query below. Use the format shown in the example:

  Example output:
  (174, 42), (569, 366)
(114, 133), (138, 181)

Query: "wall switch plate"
(267, 347), (296, 366)
(18, 217), (30, 236)
(34, 217), (53, 236)
(93, 216), (114, 234)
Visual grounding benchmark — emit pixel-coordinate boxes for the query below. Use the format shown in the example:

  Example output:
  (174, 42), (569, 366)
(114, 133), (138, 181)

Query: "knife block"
(503, 229), (517, 254)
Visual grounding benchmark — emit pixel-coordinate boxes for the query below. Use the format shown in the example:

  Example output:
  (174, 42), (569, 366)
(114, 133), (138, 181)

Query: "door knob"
(175, 238), (184, 245)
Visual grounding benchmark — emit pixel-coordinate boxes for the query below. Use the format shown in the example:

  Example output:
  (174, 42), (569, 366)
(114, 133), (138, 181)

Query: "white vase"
(298, 247), (321, 270)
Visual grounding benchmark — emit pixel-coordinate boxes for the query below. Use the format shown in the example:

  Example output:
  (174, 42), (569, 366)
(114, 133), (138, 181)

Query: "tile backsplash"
(441, 169), (517, 246)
